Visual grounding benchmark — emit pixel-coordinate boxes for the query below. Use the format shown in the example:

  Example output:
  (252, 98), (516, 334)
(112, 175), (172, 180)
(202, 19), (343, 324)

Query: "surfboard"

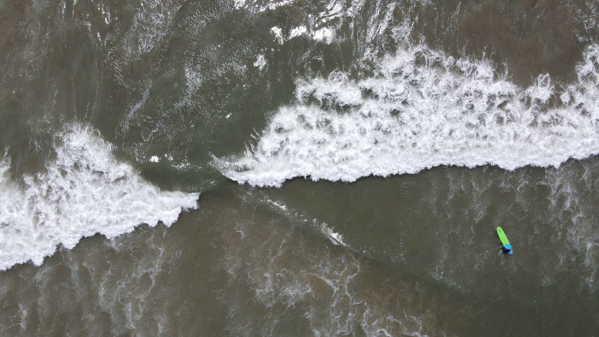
(496, 227), (513, 254)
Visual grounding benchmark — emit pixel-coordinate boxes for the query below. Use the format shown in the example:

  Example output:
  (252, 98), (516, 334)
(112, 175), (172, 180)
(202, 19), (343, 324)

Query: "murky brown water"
(1, 0), (599, 336)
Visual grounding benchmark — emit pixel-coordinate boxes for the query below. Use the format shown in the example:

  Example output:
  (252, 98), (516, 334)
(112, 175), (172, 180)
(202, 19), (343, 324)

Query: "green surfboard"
(496, 227), (513, 254)
(496, 227), (509, 246)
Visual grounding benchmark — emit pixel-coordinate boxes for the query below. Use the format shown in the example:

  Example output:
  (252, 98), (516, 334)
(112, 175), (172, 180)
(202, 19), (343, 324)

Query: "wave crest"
(217, 43), (599, 187)
(0, 126), (199, 271)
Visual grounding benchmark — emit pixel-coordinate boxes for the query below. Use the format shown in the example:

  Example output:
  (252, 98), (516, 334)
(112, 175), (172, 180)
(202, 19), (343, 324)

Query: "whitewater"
(0, 127), (199, 271)
(216, 42), (599, 187)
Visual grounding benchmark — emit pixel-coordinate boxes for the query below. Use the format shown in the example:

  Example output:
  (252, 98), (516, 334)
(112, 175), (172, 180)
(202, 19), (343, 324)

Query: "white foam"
(254, 54), (266, 70)
(238, 0), (349, 44)
(233, 0), (246, 9)
(270, 26), (284, 45)
(235, 0), (294, 12)
(319, 222), (346, 246)
(311, 28), (334, 44)
(289, 26), (308, 39)
(216, 43), (599, 187)
(0, 126), (199, 271)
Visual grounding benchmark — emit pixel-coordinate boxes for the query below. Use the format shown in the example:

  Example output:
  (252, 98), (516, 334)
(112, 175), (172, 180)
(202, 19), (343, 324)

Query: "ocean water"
(1, 0), (599, 335)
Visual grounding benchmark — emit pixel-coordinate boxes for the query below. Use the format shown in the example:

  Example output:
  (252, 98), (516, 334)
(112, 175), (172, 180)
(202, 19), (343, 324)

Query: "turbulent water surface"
(1, 0), (599, 335)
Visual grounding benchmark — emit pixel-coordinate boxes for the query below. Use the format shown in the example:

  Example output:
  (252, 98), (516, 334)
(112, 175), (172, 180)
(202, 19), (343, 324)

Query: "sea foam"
(216, 43), (599, 187)
(0, 127), (199, 271)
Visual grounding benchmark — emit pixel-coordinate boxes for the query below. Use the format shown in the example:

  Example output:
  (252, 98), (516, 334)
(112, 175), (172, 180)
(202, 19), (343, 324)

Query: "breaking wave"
(0, 126), (199, 271)
(217, 42), (599, 187)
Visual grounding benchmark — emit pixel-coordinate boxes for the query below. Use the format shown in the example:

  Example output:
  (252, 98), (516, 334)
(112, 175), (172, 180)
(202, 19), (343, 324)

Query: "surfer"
(501, 246), (512, 254)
